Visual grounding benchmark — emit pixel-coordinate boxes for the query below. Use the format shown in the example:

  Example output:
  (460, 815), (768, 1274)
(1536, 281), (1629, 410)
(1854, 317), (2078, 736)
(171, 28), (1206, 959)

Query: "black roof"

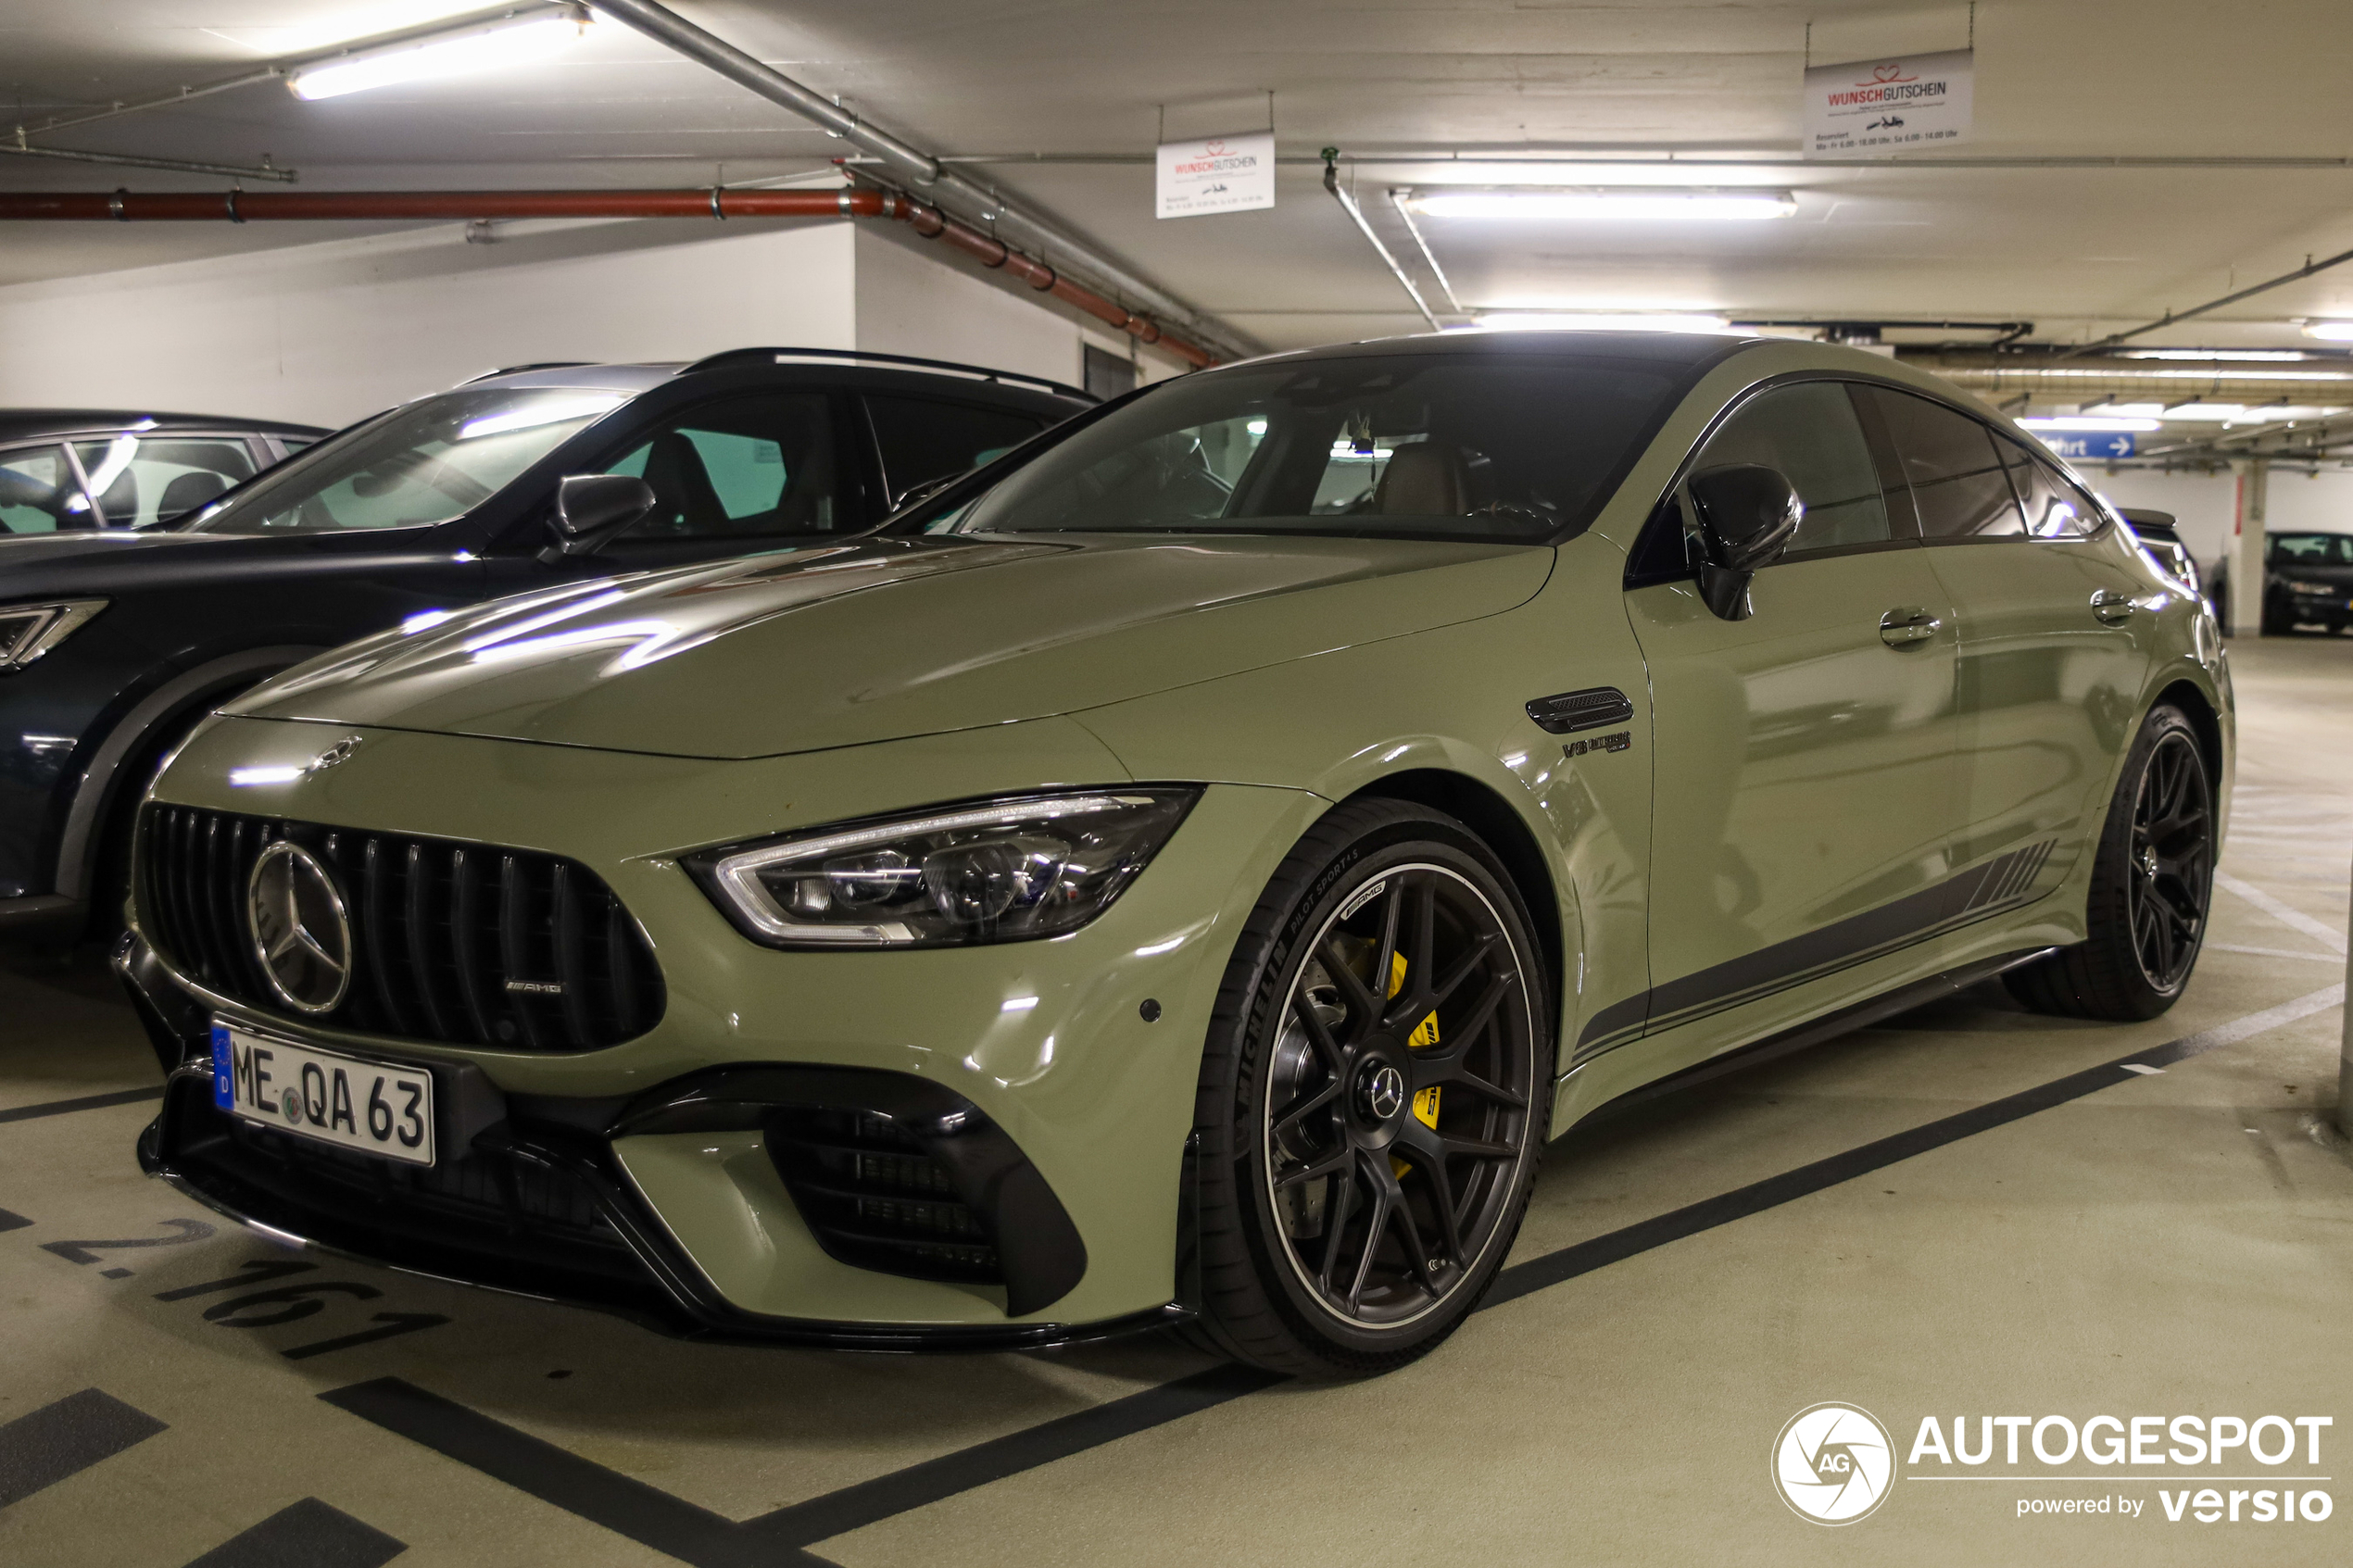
(0, 408), (328, 445)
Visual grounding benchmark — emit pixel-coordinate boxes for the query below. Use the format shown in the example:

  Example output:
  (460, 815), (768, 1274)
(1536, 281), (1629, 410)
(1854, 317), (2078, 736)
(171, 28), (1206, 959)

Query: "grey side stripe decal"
(1573, 839), (2059, 1065)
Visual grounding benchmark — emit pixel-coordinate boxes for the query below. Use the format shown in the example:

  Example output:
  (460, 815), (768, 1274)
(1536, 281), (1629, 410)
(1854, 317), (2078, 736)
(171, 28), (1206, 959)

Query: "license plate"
(211, 1020), (435, 1166)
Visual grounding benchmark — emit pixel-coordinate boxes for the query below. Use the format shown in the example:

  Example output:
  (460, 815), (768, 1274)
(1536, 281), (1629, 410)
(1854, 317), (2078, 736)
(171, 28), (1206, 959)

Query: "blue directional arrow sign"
(2038, 432), (2134, 459)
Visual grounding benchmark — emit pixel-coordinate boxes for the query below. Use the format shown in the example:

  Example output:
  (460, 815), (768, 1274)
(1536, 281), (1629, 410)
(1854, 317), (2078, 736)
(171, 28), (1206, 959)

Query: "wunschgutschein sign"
(1804, 50), (1973, 158)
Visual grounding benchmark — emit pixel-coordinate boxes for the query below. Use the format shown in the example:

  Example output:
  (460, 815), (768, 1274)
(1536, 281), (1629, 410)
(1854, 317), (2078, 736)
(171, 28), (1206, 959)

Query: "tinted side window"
(867, 395), (1051, 498)
(0, 445), (90, 533)
(1693, 382), (1890, 554)
(72, 435), (259, 528)
(1866, 388), (2024, 539)
(1994, 438), (2103, 539)
(606, 393), (842, 536)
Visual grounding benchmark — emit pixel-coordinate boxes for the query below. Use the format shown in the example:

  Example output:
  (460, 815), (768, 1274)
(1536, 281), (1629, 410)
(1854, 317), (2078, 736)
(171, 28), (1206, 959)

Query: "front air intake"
(138, 805), (664, 1051)
(765, 1105), (1003, 1283)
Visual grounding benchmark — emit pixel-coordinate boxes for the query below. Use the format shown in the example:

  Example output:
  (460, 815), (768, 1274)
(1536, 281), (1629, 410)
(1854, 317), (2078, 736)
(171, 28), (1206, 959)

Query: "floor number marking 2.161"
(154, 1258), (451, 1360)
(40, 1216), (216, 1276)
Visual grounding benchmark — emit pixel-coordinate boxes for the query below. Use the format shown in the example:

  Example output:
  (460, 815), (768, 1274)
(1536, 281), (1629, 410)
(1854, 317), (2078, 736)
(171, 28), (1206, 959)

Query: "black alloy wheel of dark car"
(1188, 799), (1550, 1377)
(2005, 704), (2214, 1021)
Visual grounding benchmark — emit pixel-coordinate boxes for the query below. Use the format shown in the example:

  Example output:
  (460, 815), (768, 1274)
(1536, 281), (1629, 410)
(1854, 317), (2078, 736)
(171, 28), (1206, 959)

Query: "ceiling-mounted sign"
(2039, 432), (2136, 460)
(1804, 49), (1973, 158)
(1156, 131), (1276, 219)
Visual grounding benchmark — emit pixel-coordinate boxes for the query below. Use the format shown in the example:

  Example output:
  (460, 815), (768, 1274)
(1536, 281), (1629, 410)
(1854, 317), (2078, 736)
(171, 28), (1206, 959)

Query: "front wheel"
(2004, 704), (2214, 1020)
(1187, 799), (1552, 1378)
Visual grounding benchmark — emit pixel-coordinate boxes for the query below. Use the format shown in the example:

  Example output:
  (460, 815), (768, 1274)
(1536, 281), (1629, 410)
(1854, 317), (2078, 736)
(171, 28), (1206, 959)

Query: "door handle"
(2091, 589), (2139, 624)
(1878, 606), (1942, 647)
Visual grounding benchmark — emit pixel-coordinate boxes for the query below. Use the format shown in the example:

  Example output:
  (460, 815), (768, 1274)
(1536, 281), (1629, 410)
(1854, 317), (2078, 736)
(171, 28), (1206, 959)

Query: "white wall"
(0, 212), (1192, 431)
(851, 226), (1187, 394)
(2084, 466), (2353, 569)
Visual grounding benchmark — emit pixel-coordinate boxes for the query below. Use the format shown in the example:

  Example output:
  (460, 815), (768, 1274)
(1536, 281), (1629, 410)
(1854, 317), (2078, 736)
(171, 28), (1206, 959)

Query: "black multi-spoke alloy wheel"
(1188, 799), (1551, 1377)
(2004, 704), (2214, 1021)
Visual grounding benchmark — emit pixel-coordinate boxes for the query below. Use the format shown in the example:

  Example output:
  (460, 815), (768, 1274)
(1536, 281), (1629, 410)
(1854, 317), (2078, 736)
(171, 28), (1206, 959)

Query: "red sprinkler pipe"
(0, 184), (1215, 367)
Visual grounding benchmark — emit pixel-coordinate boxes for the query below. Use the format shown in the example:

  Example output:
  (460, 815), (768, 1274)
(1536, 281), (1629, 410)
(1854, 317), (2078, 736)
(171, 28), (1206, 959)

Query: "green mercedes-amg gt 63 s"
(120, 331), (2228, 1376)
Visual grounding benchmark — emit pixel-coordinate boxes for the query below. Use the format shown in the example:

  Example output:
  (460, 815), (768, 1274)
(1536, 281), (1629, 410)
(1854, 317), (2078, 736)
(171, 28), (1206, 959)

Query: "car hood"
(228, 533), (1553, 759)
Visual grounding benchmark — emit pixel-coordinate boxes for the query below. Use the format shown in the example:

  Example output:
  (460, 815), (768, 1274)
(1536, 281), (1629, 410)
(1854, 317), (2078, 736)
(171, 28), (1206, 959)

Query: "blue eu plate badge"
(211, 1022), (233, 1110)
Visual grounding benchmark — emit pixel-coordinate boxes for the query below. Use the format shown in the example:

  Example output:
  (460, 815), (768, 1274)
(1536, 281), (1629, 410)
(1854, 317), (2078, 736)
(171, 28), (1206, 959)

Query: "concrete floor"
(3, 636), (2347, 1567)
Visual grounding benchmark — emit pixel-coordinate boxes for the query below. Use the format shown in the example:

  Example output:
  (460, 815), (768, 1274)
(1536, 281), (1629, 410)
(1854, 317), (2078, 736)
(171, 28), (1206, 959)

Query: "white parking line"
(2214, 870), (2349, 956)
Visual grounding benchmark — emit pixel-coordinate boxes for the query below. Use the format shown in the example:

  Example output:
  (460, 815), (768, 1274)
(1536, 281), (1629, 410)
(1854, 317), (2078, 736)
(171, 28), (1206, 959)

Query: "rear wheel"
(1187, 799), (1551, 1378)
(2003, 705), (2213, 1021)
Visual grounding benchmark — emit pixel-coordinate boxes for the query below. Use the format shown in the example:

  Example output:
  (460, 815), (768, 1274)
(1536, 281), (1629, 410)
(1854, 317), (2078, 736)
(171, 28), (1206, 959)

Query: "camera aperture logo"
(1774, 1403), (1896, 1524)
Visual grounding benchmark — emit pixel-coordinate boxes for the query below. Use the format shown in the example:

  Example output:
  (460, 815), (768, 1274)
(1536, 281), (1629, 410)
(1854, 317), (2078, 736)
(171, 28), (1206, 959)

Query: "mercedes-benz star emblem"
(246, 841), (353, 1014)
(308, 734), (364, 772)
(1361, 1062), (1407, 1122)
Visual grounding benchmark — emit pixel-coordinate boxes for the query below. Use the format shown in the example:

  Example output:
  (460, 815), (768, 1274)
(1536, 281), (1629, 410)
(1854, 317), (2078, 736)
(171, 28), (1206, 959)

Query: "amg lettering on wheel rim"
(2128, 731), (2211, 993)
(1262, 862), (1536, 1330)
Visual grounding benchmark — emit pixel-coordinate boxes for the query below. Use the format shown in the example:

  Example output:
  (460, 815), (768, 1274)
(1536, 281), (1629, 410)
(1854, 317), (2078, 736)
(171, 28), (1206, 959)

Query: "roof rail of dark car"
(459, 361), (598, 384)
(676, 345), (1096, 403)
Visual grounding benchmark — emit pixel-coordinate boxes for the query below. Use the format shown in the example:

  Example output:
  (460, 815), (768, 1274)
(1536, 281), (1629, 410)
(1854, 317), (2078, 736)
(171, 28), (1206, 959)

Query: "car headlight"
(0, 600), (107, 673)
(686, 788), (1201, 948)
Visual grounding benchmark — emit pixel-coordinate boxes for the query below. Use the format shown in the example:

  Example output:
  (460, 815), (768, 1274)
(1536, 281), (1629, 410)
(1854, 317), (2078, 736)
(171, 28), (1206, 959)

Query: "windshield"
(180, 386), (628, 533)
(917, 353), (1680, 545)
(2270, 533), (2353, 566)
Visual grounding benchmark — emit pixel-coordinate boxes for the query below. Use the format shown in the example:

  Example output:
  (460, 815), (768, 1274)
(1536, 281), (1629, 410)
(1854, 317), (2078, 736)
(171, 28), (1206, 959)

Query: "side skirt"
(1562, 946), (2057, 1135)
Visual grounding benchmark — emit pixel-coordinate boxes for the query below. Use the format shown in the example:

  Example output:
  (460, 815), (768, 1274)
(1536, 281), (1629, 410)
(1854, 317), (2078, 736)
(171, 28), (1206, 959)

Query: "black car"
(2, 408), (325, 534)
(2119, 508), (2201, 596)
(2207, 528), (2353, 635)
(0, 349), (1089, 943)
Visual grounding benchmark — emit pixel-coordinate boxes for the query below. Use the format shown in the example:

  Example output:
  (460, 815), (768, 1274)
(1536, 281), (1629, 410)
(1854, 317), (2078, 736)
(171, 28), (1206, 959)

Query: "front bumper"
(131, 1045), (1181, 1351)
(125, 714), (1326, 1341)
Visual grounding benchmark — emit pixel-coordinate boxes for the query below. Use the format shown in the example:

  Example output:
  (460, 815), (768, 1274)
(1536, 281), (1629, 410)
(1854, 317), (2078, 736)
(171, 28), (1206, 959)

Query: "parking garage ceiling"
(7, 1), (2353, 372)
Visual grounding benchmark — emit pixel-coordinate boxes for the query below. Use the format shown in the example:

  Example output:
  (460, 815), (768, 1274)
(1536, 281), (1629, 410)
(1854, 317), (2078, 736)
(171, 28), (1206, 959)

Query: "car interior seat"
(638, 431), (728, 533)
(157, 470), (229, 523)
(1374, 442), (1471, 514)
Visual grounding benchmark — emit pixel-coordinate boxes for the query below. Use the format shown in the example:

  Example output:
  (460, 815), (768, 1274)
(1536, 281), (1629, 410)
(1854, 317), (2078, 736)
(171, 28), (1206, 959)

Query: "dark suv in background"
(2208, 529), (2353, 635)
(2, 409), (325, 534)
(0, 348), (1089, 943)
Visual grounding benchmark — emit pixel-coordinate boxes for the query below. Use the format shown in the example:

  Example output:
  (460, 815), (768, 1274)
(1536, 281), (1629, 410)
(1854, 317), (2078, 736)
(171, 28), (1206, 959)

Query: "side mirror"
(539, 473), (657, 564)
(890, 469), (969, 514)
(1686, 463), (1802, 621)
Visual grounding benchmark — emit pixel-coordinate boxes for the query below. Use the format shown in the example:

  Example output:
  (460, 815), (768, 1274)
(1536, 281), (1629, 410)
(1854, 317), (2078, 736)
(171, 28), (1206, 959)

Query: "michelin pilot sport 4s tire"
(1185, 798), (1554, 1379)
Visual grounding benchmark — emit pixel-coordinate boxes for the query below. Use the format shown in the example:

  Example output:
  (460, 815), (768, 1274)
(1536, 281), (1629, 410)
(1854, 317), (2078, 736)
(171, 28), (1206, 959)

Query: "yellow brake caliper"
(1388, 951), (1440, 1178)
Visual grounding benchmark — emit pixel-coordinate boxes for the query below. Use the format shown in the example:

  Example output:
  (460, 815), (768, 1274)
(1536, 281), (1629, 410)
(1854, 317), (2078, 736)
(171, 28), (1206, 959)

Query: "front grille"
(140, 805), (664, 1051)
(767, 1106), (1003, 1284)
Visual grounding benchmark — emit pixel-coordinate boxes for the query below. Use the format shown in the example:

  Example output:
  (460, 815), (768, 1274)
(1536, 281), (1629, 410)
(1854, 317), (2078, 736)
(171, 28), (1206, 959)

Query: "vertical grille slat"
(497, 855), (546, 1051)
(604, 901), (642, 1041)
(135, 805), (662, 1054)
(550, 864), (594, 1051)
(361, 838), (409, 1038)
(449, 848), (494, 1046)
(198, 813), (233, 988)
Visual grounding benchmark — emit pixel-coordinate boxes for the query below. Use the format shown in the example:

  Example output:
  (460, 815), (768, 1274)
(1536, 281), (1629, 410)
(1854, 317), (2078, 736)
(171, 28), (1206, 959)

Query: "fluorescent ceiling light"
(2304, 320), (2353, 342)
(2235, 405), (2341, 420)
(2122, 348), (2309, 361)
(1477, 311), (1731, 333)
(2018, 416), (2161, 433)
(2158, 403), (2248, 420)
(1407, 189), (1796, 222)
(288, 5), (590, 101)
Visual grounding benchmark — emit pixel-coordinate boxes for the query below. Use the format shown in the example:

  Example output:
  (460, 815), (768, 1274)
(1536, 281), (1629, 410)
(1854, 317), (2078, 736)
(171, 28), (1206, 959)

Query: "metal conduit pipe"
(0, 186), (1221, 368)
(588, 0), (1247, 362)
